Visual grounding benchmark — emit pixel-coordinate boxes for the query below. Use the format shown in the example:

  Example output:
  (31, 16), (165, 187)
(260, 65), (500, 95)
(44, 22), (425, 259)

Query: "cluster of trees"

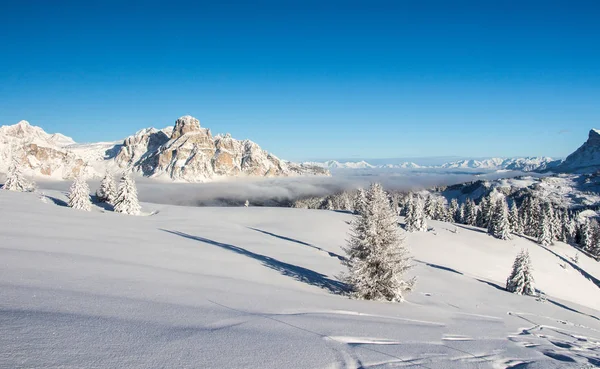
(70, 172), (141, 215)
(2, 162), (141, 216)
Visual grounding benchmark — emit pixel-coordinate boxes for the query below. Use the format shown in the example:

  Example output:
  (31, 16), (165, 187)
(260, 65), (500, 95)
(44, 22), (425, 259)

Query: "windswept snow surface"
(1, 190), (600, 368)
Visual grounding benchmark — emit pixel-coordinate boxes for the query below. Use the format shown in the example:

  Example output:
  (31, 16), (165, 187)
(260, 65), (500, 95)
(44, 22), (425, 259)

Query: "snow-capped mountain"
(0, 117), (329, 181)
(440, 157), (560, 171)
(308, 157), (557, 172)
(555, 129), (600, 173)
(0, 120), (93, 179)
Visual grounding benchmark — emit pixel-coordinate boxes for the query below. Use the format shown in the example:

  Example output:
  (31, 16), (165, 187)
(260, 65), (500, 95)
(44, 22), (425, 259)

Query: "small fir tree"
(68, 176), (92, 211)
(96, 172), (117, 203)
(537, 204), (553, 246)
(488, 197), (511, 240)
(2, 160), (34, 192)
(113, 175), (141, 215)
(506, 249), (535, 296)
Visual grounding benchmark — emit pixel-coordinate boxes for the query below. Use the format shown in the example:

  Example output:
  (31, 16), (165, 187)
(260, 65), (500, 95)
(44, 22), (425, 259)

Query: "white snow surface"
(1, 190), (600, 368)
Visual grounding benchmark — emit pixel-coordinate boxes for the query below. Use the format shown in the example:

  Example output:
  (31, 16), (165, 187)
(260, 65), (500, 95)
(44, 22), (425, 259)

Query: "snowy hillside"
(1, 189), (599, 368)
(439, 173), (600, 209)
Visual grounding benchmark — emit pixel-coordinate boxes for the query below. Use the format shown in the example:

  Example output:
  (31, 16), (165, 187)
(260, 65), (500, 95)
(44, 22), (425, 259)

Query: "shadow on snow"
(161, 229), (349, 295)
(247, 227), (347, 261)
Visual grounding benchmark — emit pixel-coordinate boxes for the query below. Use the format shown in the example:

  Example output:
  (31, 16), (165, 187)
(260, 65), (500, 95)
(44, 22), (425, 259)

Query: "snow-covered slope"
(556, 129), (600, 173)
(1, 189), (599, 368)
(0, 117), (329, 181)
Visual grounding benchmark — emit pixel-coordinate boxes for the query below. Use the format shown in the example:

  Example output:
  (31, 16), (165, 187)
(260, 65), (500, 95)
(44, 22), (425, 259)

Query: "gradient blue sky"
(1, 0), (599, 161)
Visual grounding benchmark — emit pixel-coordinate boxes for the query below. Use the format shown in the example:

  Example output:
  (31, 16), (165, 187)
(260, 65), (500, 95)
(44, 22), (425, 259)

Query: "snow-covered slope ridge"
(1, 189), (599, 368)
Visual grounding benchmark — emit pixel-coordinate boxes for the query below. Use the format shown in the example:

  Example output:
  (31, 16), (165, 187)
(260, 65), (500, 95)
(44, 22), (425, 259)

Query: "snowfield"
(1, 190), (599, 368)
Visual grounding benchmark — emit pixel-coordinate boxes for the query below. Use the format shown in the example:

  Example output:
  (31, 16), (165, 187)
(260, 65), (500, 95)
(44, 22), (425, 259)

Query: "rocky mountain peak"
(555, 128), (600, 173)
(171, 115), (202, 140)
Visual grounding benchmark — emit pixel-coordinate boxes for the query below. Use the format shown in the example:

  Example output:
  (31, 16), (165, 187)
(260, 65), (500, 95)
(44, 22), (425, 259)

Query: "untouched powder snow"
(1, 190), (600, 368)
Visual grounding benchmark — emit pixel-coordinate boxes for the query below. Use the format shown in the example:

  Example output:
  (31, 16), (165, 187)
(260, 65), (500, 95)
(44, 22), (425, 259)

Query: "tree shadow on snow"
(43, 195), (69, 207)
(475, 278), (507, 292)
(247, 227), (347, 261)
(160, 229), (349, 295)
(413, 259), (463, 275)
(537, 244), (600, 290)
(546, 298), (600, 322)
(90, 195), (114, 211)
(453, 223), (488, 235)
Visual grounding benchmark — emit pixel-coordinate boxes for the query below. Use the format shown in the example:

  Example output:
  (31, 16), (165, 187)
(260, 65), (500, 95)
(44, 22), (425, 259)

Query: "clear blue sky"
(1, 0), (599, 161)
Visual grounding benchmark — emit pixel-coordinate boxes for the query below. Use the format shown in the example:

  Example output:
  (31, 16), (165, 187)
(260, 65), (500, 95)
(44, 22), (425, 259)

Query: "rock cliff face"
(0, 117), (329, 181)
(555, 129), (600, 173)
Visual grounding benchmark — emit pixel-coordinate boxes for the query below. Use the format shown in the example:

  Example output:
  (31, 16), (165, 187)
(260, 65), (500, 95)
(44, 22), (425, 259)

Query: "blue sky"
(1, 0), (599, 161)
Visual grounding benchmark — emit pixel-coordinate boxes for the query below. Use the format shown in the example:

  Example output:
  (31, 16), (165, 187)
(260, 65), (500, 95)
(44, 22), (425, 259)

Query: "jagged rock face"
(0, 121), (89, 179)
(114, 128), (171, 168)
(0, 117), (330, 182)
(557, 129), (600, 173)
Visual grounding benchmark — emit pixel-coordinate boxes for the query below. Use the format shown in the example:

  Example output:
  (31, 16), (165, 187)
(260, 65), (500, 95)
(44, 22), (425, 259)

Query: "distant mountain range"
(0, 116), (329, 181)
(305, 156), (562, 172)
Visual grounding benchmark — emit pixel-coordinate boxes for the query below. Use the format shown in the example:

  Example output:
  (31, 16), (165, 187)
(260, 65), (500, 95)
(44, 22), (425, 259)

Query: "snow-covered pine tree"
(464, 198), (477, 226)
(405, 194), (427, 232)
(113, 175), (141, 215)
(68, 176), (92, 211)
(488, 196), (511, 240)
(449, 199), (459, 223)
(457, 203), (466, 224)
(424, 196), (437, 219)
(476, 196), (490, 228)
(96, 172), (117, 203)
(353, 188), (366, 215)
(537, 203), (553, 246)
(435, 198), (450, 222)
(506, 249), (535, 296)
(508, 201), (523, 234)
(526, 197), (542, 238)
(244, 199), (250, 207)
(343, 182), (415, 302)
(2, 160), (34, 192)
(325, 198), (334, 210)
(580, 219), (593, 251)
(390, 192), (400, 215)
(563, 212), (577, 244)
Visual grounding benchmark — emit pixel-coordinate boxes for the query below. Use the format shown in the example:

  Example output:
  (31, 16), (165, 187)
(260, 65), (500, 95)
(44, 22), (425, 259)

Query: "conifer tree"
(449, 199), (459, 223)
(477, 196), (491, 228)
(2, 160), (34, 192)
(96, 172), (117, 203)
(458, 203), (466, 224)
(424, 196), (437, 219)
(464, 198), (477, 226)
(113, 175), (141, 215)
(580, 219), (593, 251)
(68, 176), (92, 211)
(506, 249), (535, 296)
(343, 183), (415, 302)
(244, 199), (250, 207)
(405, 194), (427, 232)
(488, 197), (511, 240)
(526, 197), (542, 238)
(537, 203), (553, 246)
(353, 188), (366, 215)
(508, 201), (523, 234)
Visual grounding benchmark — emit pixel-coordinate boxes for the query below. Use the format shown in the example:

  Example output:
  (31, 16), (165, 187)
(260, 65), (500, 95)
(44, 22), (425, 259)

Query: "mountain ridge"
(0, 116), (329, 181)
